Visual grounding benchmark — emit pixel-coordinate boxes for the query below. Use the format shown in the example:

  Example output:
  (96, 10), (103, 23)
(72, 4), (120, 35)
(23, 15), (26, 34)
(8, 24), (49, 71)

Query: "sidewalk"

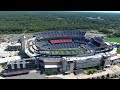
(47, 65), (120, 79)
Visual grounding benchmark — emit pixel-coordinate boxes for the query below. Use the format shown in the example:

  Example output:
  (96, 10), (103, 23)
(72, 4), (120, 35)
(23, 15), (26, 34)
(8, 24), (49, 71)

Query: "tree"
(113, 32), (120, 37)
(0, 12), (120, 34)
(106, 74), (110, 78)
(97, 77), (100, 79)
(101, 75), (105, 79)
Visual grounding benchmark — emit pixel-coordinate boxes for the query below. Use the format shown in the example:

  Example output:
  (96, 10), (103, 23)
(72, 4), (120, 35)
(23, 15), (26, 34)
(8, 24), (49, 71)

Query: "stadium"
(0, 30), (120, 76)
(22, 30), (119, 74)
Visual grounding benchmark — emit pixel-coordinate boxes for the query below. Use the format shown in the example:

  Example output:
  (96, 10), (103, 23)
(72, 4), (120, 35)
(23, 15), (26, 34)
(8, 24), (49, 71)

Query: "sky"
(1, 11), (120, 14)
(1, 11), (120, 13)
(69, 11), (120, 13)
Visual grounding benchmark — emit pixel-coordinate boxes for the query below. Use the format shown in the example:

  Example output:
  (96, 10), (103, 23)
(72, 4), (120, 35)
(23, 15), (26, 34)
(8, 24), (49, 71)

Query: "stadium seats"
(34, 30), (86, 39)
(34, 30), (107, 53)
(38, 42), (81, 50)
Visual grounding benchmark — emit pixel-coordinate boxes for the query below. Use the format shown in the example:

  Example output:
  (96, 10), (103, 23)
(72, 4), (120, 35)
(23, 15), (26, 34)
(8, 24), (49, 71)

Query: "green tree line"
(0, 12), (120, 34)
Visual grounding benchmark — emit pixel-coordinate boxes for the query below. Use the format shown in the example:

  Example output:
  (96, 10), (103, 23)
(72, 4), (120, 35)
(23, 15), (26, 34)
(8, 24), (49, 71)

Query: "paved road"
(0, 34), (33, 43)
(10, 34), (33, 42)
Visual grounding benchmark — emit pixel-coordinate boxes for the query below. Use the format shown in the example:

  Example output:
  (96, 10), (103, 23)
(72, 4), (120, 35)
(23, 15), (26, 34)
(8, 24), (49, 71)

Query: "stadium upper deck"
(34, 30), (86, 39)
(35, 31), (86, 50)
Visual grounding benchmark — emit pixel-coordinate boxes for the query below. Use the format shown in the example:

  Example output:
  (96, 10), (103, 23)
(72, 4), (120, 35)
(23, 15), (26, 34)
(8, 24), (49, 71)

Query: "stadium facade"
(0, 30), (120, 76)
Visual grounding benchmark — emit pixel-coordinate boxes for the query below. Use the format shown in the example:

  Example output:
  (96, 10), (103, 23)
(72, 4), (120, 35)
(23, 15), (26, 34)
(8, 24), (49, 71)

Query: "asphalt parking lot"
(5, 73), (47, 79)
(4, 72), (62, 79)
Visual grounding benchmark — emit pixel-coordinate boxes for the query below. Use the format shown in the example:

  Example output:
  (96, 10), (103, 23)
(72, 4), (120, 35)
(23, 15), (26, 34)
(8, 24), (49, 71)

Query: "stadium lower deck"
(0, 30), (120, 76)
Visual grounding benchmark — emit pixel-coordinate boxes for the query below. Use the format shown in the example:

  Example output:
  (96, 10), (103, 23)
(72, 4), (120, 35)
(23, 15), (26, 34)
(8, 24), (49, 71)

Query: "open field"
(104, 38), (120, 54)
(104, 38), (120, 43)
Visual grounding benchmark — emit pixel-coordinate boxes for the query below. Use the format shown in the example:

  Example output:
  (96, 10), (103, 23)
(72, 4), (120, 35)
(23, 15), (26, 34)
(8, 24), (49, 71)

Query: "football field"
(49, 47), (86, 55)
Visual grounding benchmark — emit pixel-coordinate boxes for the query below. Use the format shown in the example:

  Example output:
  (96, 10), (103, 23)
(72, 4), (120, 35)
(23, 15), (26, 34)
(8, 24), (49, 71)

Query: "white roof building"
(0, 56), (21, 64)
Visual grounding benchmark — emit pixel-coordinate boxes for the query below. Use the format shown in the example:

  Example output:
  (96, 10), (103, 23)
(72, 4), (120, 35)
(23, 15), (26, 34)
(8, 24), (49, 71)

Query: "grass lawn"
(104, 38), (120, 43)
(117, 49), (120, 54)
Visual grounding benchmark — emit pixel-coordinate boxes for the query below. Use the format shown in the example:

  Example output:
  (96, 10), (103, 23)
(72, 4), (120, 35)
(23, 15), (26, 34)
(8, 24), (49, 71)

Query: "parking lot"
(5, 72), (62, 79)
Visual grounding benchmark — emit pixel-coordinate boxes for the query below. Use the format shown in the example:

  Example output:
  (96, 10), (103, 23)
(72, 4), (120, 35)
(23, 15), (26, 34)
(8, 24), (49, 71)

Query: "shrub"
(117, 49), (120, 54)
(45, 71), (57, 75)
(97, 77), (100, 79)
(97, 65), (103, 70)
(45, 69), (58, 75)
(106, 74), (110, 78)
(84, 68), (97, 75)
(0, 62), (7, 69)
(114, 74), (117, 78)
(101, 75), (105, 79)
(91, 77), (95, 79)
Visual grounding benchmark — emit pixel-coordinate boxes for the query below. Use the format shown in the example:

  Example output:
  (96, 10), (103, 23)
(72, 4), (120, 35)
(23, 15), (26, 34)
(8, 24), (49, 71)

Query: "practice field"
(104, 38), (120, 43)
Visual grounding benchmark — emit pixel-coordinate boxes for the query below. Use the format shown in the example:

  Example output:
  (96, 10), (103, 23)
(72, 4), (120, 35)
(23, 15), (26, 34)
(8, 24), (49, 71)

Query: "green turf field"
(104, 38), (120, 43)
(57, 48), (79, 50)
(49, 47), (85, 55)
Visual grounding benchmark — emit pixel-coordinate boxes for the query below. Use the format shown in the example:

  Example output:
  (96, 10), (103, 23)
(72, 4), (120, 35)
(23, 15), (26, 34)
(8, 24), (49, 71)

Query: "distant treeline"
(0, 12), (120, 37)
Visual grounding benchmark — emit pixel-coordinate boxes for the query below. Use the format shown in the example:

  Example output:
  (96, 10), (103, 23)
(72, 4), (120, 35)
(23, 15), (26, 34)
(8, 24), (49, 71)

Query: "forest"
(0, 11), (120, 37)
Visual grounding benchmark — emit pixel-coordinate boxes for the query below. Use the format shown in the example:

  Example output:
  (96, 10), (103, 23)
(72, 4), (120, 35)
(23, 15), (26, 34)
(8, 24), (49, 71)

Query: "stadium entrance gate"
(62, 60), (75, 74)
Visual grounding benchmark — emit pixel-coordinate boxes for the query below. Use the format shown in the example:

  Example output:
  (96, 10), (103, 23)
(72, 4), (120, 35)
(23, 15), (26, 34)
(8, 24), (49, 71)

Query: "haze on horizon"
(0, 11), (120, 15)
(0, 11), (120, 13)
